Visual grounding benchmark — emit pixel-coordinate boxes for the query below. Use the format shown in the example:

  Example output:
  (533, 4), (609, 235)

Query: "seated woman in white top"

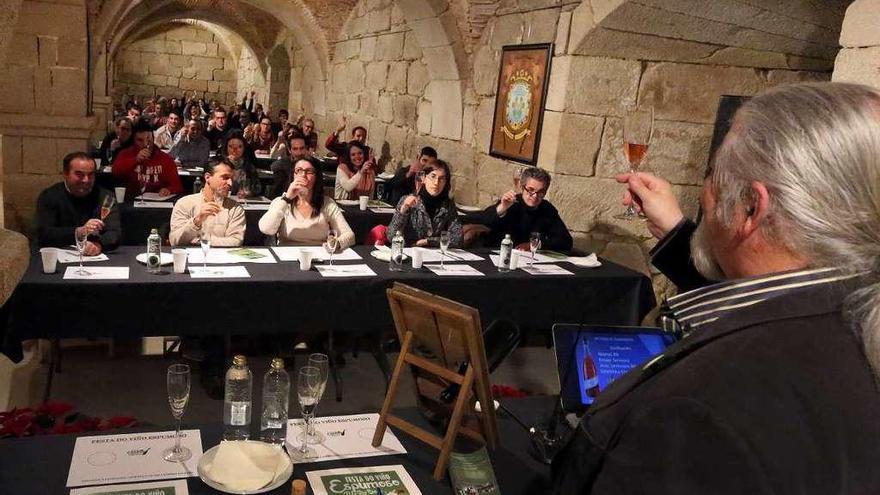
(259, 157), (355, 248)
(334, 141), (377, 200)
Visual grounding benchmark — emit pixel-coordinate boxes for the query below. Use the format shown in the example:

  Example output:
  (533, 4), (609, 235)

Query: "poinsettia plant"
(0, 401), (137, 438)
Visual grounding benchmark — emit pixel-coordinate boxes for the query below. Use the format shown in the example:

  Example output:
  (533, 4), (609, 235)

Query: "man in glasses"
(467, 166), (572, 252)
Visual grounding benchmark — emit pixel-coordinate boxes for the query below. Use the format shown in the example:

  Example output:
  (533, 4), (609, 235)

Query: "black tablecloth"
(117, 202), (394, 246)
(0, 398), (554, 494)
(4, 246), (654, 345)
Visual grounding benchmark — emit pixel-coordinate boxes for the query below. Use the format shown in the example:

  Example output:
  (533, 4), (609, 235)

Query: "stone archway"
(266, 44), (292, 113)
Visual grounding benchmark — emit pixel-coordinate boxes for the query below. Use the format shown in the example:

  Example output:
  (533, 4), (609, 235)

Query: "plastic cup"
(411, 247), (423, 269)
(298, 249), (312, 271)
(510, 250), (521, 270)
(39, 247), (58, 274)
(359, 195), (369, 211)
(114, 187), (126, 203)
(172, 249), (187, 274)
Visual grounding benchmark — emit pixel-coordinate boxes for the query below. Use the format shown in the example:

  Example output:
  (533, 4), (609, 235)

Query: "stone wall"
(235, 47), (268, 110)
(0, 0), (92, 232)
(833, 0), (880, 88)
(114, 25), (241, 106)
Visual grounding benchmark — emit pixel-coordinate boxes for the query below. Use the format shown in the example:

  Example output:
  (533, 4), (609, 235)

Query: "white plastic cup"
(510, 250), (521, 270)
(39, 247), (58, 274)
(359, 195), (369, 211)
(114, 187), (126, 203)
(411, 247), (423, 269)
(298, 249), (312, 271)
(172, 249), (187, 274)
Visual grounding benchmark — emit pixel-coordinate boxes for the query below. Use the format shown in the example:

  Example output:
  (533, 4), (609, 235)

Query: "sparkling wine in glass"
(100, 195), (115, 221)
(199, 230), (211, 272)
(528, 232), (542, 268)
(414, 170), (426, 195)
(291, 366), (320, 461)
(74, 229), (91, 276)
(439, 230), (450, 270)
(163, 363), (192, 462)
(615, 104), (654, 220)
(512, 168), (521, 191)
(300, 353), (329, 444)
(325, 230), (338, 266)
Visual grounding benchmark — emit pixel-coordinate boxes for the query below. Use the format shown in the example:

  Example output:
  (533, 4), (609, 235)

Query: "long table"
(118, 201), (394, 246)
(0, 398), (554, 494)
(3, 246), (655, 346)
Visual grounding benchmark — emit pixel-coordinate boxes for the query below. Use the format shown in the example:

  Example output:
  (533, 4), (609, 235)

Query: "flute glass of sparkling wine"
(299, 353), (329, 444)
(100, 195), (115, 221)
(199, 227), (211, 273)
(325, 230), (339, 266)
(528, 232), (542, 268)
(439, 231), (450, 270)
(74, 229), (91, 276)
(512, 168), (522, 191)
(415, 170), (426, 195)
(291, 366), (321, 461)
(163, 364), (192, 462)
(614, 104), (654, 220)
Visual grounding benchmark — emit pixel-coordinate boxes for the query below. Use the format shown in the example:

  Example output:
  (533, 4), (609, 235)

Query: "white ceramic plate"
(197, 442), (293, 495)
(370, 250), (409, 263)
(135, 252), (174, 266)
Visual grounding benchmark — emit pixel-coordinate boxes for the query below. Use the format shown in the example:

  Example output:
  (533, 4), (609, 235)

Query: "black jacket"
(36, 182), (121, 251)
(465, 196), (572, 253)
(551, 277), (880, 494)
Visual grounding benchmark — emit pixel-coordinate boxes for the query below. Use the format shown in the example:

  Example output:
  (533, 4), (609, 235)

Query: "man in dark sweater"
(382, 146), (437, 205)
(466, 166), (572, 252)
(36, 152), (121, 255)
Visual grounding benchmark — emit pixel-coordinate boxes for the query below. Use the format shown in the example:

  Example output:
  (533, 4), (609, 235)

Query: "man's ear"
(739, 181), (771, 238)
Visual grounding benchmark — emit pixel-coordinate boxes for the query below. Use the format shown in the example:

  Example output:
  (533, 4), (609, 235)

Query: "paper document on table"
(368, 207), (396, 214)
(286, 414), (405, 464)
(188, 266), (250, 278)
(134, 202), (175, 209)
(136, 193), (177, 202)
(57, 250), (109, 263)
(492, 249), (561, 264)
(242, 203), (271, 211)
(403, 248), (484, 263)
(520, 264), (575, 276)
(315, 264), (376, 277)
(568, 253), (602, 268)
(187, 248), (276, 264)
(66, 430), (202, 487)
(425, 264), (484, 276)
(71, 479), (189, 495)
(63, 266), (129, 280)
(307, 465), (421, 495)
(271, 246), (362, 262)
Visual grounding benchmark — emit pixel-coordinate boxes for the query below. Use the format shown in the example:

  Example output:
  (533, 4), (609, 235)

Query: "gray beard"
(690, 220), (726, 281)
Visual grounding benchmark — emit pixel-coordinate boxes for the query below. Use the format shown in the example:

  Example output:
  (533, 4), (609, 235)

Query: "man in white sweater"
(169, 159), (246, 246)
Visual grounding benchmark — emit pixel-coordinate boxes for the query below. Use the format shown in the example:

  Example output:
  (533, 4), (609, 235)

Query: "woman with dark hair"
(387, 160), (462, 248)
(222, 132), (263, 199)
(334, 141), (376, 200)
(258, 157), (354, 247)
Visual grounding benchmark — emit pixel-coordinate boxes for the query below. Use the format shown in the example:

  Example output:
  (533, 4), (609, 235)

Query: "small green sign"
(319, 470), (411, 495)
(92, 486), (177, 495)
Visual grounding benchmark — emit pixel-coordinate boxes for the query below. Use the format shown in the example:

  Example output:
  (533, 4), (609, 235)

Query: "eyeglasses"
(425, 173), (447, 183)
(293, 168), (316, 176)
(523, 186), (546, 198)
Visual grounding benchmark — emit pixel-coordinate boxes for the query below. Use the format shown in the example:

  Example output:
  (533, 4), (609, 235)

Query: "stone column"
(833, 0), (880, 87)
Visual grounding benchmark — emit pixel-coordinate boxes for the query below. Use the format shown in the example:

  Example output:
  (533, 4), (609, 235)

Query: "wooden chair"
(372, 283), (498, 480)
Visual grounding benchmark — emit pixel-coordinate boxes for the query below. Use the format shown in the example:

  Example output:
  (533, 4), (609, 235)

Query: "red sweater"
(112, 145), (183, 199)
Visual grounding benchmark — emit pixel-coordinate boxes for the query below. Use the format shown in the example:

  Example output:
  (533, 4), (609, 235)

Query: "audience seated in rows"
(36, 152), (120, 255)
(169, 159), (245, 247)
(258, 157), (355, 248)
(112, 120), (183, 200)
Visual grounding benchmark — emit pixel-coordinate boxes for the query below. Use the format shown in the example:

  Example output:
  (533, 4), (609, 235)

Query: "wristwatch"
(281, 193), (293, 204)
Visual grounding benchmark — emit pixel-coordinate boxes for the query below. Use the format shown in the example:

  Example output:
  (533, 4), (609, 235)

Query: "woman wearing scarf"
(387, 160), (463, 248)
(334, 141), (376, 200)
(222, 132), (263, 199)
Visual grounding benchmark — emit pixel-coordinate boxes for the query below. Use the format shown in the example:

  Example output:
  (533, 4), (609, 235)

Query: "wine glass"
(74, 229), (91, 276)
(100, 195), (115, 221)
(199, 228), (211, 273)
(290, 366), (321, 461)
(325, 229), (338, 266)
(439, 231), (450, 270)
(615, 104), (654, 220)
(414, 170), (426, 195)
(528, 232), (542, 268)
(512, 168), (521, 191)
(163, 363), (192, 462)
(300, 353), (329, 444)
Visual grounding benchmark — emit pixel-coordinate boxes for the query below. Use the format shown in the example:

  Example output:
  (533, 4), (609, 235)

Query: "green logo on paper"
(321, 470), (410, 495)
(94, 487), (176, 495)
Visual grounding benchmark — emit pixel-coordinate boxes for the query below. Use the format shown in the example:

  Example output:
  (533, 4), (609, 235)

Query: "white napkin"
(206, 441), (285, 491)
(568, 253), (602, 268)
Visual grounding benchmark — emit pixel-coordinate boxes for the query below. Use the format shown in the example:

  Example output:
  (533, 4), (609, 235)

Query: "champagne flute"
(74, 229), (91, 276)
(414, 170), (426, 195)
(163, 363), (192, 462)
(528, 232), (542, 268)
(325, 229), (338, 266)
(199, 228), (211, 273)
(615, 104), (654, 220)
(512, 168), (521, 191)
(100, 195), (115, 221)
(290, 366), (320, 461)
(439, 230), (450, 270)
(300, 353), (329, 444)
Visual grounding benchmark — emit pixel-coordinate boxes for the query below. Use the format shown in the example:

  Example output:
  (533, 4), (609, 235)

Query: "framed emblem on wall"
(489, 43), (553, 165)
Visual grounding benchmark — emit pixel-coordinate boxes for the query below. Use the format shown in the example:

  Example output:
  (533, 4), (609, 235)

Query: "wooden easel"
(372, 283), (498, 480)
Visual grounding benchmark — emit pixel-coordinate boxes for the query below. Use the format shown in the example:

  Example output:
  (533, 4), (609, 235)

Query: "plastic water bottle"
(223, 355), (253, 441)
(260, 357), (290, 444)
(498, 234), (513, 273)
(193, 176), (203, 194)
(389, 230), (404, 272)
(147, 228), (161, 274)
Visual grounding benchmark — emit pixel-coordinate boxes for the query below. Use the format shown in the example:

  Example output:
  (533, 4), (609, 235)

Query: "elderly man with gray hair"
(553, 82), (880, 493)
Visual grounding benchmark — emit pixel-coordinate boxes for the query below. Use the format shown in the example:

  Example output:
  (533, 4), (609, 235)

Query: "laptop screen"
(553, 325), (677, 413)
